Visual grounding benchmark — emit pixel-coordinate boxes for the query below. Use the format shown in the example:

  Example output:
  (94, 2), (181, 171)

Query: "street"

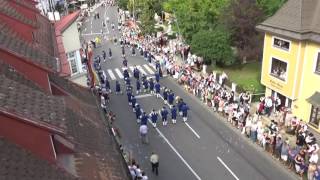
(82, 4), (297, 180)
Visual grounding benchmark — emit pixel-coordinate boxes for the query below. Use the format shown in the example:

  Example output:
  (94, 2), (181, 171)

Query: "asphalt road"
(81, 3), (298, 180)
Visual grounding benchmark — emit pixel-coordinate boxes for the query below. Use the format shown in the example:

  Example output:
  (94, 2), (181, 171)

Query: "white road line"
(107, 69), (116, 80)
(185, 122), (200, 139)
(115, 68), (124, 79)
(129, 66), (135, 73)
(148, 118), (202, 180)
(217, 157), (240, 180)
(143, 64), (154, 74)
(158, 95), (200, 139)
(122, 67), (132, 77)
(135, 94), (153, 99)
(137, 65), (147, 76)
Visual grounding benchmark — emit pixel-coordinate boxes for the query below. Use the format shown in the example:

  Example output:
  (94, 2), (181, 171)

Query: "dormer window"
(273, 37), (290, 51)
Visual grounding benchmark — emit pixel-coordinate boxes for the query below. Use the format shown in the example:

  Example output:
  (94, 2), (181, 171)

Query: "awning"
(307, 92), (320, 107)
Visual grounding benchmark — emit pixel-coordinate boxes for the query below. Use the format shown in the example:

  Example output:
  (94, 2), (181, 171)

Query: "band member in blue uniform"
(127, 87), (132, 105)
(150, 109), (158, 128)
(131, 95), (136, 112)
(143, 78), (149, 93)
(140, 111), (148, 125)
(163, 87), (168, 104)
(155, 71), (160, 83)
(123, 57), (128, 67)
(115, 80), (121, 94)
(135, 104), (141, 123)
(155, 82), (161, 98)
(136, 80), (141, 94)
(133, 66), (140, 80)
(102, 50), (106, 62)
(160, 107), (169, 126)
(168, 91), (174, 108)
(171, 105), (177, 124)
(149, 78), (154, 94)
(181, 103), (189, 122)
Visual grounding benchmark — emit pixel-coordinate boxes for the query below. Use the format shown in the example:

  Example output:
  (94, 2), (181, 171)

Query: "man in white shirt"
(264, 96), (273, 117)
(139, 124), (148, 144)
(150, 152), (159, 175)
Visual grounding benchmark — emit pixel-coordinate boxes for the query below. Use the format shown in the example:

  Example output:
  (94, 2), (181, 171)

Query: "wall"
(61, 21), (81, 53)
(292, 41), (320, 127)
(0, 49), (51, 93)
(261, 33), (302, 99)
(0, 114), (56, 162)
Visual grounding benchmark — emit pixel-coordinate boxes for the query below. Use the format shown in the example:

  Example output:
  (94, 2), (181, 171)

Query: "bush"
(155, 26), (164, 32)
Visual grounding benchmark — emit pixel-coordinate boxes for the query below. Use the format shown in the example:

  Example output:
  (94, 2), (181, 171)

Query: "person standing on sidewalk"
(150, 152), (159, 176)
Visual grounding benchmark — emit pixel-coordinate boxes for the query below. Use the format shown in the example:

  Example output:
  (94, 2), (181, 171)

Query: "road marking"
(158, 95), (200, 139)
(143, 64), (154, 74)
(137, 65), (147, 76)
(129, 66), (135, 73)
(185, 122), (200, 139)
(135, 94), (153, 99)
(107, 69), (116, 80)
(217, 157), (240, 180)
(115, 68), (124, 79)
(122, 67), (132, 77)
(148, 118), (202, 180)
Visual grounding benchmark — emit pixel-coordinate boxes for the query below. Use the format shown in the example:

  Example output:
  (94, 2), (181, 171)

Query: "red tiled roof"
(56, 11), (80, 33)
(0, 60), (130, 179)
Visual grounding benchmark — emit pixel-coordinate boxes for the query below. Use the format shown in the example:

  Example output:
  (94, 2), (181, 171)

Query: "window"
(315, 53), (320, 74)
(270, 58), (287, 81)
(273, 37), (290, 51)
(67, 51), (78, 74)
(309, 106), (320, 127)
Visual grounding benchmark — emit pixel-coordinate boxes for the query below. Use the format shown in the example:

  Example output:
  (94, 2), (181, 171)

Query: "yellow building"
(256, 0), (320, 130)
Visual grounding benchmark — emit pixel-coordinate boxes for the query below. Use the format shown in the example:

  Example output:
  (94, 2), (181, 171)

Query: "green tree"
(224, 0), (264, 62)
(164, 0), (230, 42)
(118, 0), (129, 10)
(256, 0), (287, 17)
(190, 27), (235, 66)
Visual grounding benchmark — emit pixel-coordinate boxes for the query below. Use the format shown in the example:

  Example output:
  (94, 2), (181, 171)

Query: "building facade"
(257, 0), (320, 130)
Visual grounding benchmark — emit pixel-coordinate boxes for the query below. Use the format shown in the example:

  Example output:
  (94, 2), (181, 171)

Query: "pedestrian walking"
(122, 46), (126, 57)
(150, 109), (158, 127)
(123, 57), (128, 67)
(163, 88), (168, 104)
(160, 107), (168, 126)
(135, 104), (141, 123)
(131, 95), (136, 111)
(132, 45), (136, 56)
(181, 103), (189, 122)
(140, 111), (148, 125)
(102, 50), (106, 62)
(150, 152), (159, 176)
(155, 71), (160, 82)
(133, 66), (140, 80)
(143, 78), (149, 93)
(136, 80), (141, 94)
(155, 82), (161, 98)
(168, 91), (174, 108)
(149, 78), (154, 94)
(108, 48), (112, 59)
(139, 124), (148, 144)
(171, 105), (177, 124)
(115, 80), (121, 94)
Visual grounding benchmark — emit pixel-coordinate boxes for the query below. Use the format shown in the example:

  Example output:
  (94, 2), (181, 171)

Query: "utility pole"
(132, 0), (135, 21)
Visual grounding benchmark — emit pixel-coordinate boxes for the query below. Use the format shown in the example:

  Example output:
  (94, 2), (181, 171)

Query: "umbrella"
(69, 1), (77, 4)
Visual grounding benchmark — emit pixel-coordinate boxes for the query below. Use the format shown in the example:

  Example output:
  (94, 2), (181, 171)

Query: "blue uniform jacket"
(116, 83), (121, 92)
(135, 107), (141, 118)
(171, 108), (177, 119)
(182, 104), (189, 116)
(149, 81), (154, 90)
(150, 113), (158, 123)
(136, 81), (141, 90)
(168, 93), (174, 104)
(155, 83), (160, 93)
(163, 91), (168, 100)
(141, 114), (148, 125)
(161, 109), (168, 119)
